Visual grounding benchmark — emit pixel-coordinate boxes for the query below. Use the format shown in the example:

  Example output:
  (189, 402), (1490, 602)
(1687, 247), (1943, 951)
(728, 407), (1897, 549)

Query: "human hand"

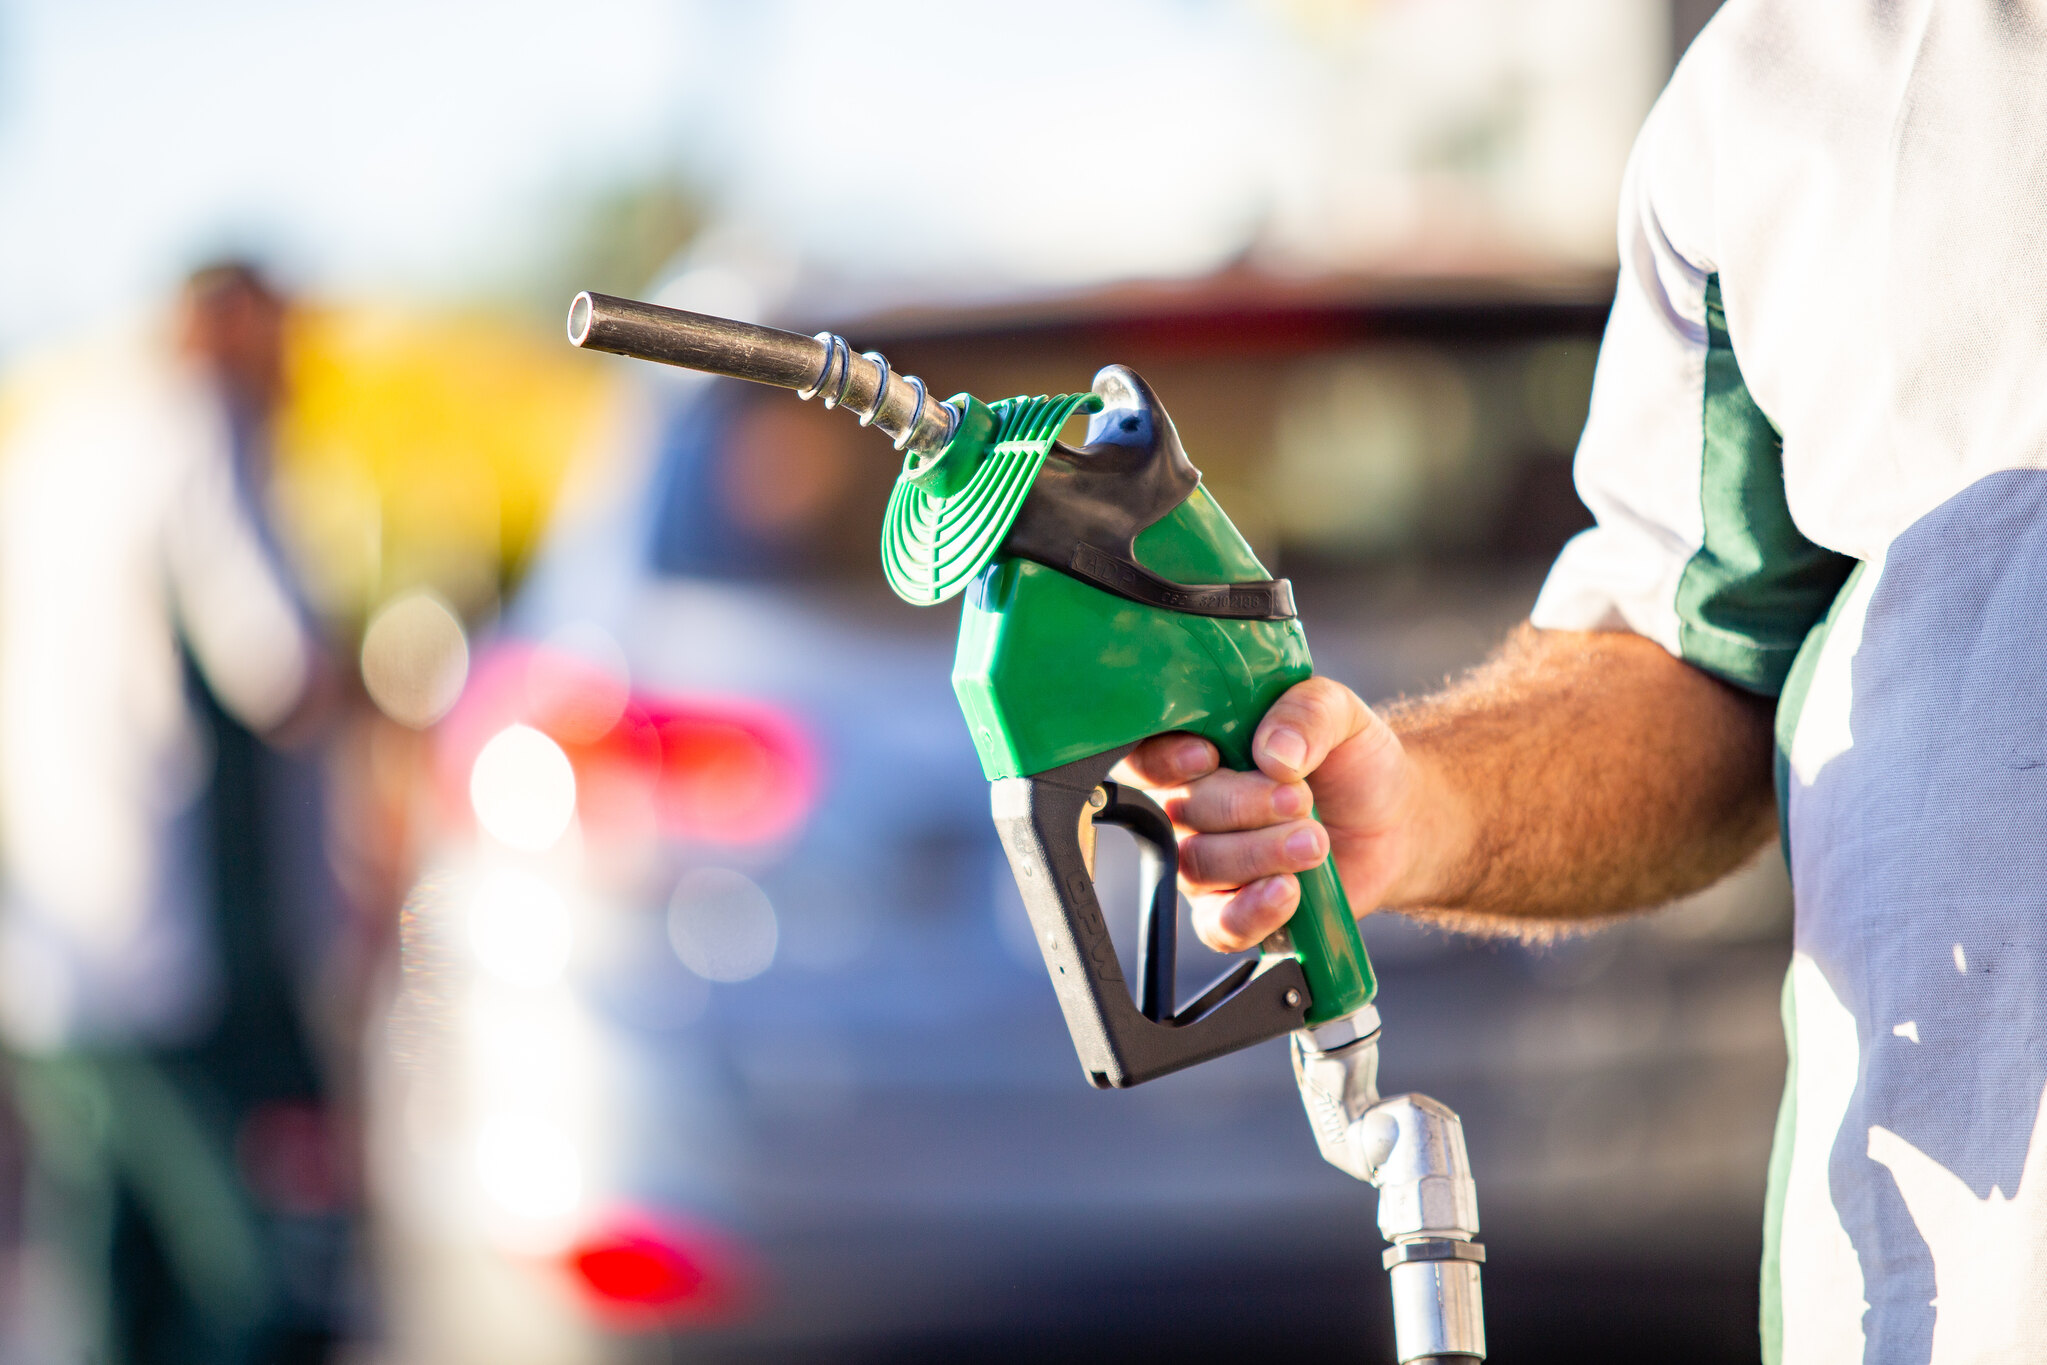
(1112, 677), (1425, 953)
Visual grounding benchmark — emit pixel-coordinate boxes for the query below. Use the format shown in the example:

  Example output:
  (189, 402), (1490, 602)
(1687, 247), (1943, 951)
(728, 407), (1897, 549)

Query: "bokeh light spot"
(470, 724), (576, 850)
(468, 868), (573, 986)
(475, 1114), (580, 1221)
(667, 868), (777, 983)
(359, 589), (470, 728)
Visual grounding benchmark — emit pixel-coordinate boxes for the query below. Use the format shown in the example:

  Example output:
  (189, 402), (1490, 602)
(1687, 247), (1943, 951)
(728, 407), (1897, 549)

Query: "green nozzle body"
(909, 371), (1376, 1027)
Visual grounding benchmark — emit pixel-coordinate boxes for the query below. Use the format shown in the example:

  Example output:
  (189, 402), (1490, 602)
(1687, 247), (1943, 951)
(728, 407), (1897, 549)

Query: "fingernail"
(1285, 826), (1324, 862)
(1227, 882), (1284, 940)
(1256, 875), (1299, 916)
(1272, 783), (1308, 818)
(1174, 737), (1211, 773)
(1261, 728), (1307, 771)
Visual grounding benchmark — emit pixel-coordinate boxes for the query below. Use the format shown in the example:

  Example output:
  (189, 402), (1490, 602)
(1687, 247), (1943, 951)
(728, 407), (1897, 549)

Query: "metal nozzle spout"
(566, 290), (956, 455)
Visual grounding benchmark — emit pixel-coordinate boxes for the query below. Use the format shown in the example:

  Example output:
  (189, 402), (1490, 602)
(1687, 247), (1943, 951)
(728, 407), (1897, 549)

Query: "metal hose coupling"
(1293, 1010), (1487, 1364)
(1362, 1095), (1486, 1365)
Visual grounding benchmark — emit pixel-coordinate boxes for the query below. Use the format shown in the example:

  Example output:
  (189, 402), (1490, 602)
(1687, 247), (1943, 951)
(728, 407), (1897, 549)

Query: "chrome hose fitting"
(1293, 1011), (1487, 1363)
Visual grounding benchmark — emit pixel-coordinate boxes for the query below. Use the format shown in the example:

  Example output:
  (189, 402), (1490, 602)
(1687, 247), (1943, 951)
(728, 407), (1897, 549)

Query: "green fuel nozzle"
(570, 290), (1486, 1363)
(567, 287), (1375, 1080)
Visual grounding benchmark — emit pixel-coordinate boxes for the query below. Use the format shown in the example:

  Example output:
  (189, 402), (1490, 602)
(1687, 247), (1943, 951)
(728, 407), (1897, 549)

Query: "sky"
(0, 0), (697, 351)
(0, 0), (1664, 360)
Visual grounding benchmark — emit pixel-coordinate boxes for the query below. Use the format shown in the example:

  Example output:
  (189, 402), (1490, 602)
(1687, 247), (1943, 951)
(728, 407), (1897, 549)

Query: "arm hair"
(1380, 624), (1779, 939)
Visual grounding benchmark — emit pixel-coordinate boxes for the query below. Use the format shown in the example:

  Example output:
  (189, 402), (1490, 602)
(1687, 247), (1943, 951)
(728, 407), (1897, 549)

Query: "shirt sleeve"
(1529, 57), (1852, 697)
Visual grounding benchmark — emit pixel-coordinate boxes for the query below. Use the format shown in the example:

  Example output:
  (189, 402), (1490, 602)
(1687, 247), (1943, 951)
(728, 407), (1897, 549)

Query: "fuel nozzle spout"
(566, 290), (957, 455)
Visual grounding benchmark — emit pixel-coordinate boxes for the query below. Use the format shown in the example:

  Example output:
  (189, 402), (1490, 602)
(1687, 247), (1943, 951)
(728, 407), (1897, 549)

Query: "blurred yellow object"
(274, 305), (620, 629)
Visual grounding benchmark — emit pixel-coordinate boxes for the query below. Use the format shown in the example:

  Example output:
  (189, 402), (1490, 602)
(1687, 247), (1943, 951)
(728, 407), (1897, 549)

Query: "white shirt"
(0, 332), (311, 1051)
(1532, 4), (2047, 1361)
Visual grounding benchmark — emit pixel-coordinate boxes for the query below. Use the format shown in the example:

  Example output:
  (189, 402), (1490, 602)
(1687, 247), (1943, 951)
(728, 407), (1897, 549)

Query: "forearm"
(1378, 624), (1778, 931)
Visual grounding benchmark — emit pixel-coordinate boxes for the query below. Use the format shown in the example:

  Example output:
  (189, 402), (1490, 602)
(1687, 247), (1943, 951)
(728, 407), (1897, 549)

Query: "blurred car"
(369, 269), (1793, 1365)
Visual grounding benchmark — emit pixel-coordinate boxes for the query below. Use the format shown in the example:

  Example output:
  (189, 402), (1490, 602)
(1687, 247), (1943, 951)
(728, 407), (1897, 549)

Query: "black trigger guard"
(1092, 781), (1177, 1023)
(991, 746), (1311, 1089)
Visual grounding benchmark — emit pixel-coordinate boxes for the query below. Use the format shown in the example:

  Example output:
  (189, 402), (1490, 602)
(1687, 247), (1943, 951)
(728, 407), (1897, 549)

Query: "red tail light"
(563, 1214), (755, 1324)
(574, 1236), (702, 1304)
(648, 704), (815, 844)
(440, 643), (819, 846)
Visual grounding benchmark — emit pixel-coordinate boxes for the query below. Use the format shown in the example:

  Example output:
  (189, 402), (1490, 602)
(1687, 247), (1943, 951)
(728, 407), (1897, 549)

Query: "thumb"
(1251, 676), (1377, 783)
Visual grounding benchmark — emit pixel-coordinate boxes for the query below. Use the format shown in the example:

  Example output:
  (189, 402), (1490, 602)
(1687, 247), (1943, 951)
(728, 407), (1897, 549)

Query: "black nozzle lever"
(992, 747), (1310, 1089)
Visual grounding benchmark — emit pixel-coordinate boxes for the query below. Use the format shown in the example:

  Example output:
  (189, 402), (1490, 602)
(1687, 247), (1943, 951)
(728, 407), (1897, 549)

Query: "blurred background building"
(0, 2), (1781, 1363)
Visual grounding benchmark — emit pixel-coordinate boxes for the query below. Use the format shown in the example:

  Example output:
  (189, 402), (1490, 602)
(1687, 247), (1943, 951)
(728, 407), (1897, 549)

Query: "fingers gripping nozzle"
(1294, 1019), (1487, 1364)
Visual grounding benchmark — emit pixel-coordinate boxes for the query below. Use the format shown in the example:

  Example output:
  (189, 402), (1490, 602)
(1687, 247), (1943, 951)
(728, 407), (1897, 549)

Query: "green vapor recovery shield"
(886, 364), (1376, 1087)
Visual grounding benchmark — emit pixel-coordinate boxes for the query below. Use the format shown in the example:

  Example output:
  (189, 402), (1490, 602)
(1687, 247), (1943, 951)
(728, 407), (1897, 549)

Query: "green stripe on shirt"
(1675, 275), (1854, 695)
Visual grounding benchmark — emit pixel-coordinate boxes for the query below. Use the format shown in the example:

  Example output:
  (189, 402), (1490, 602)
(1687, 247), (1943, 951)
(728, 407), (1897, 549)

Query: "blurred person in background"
(0, 262), (348, 1364)
(1122, 5), (2047, 1362)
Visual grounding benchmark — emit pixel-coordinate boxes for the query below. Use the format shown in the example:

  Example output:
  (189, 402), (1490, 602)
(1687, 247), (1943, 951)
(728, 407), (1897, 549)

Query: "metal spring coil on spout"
(796, 333), (935, 453)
